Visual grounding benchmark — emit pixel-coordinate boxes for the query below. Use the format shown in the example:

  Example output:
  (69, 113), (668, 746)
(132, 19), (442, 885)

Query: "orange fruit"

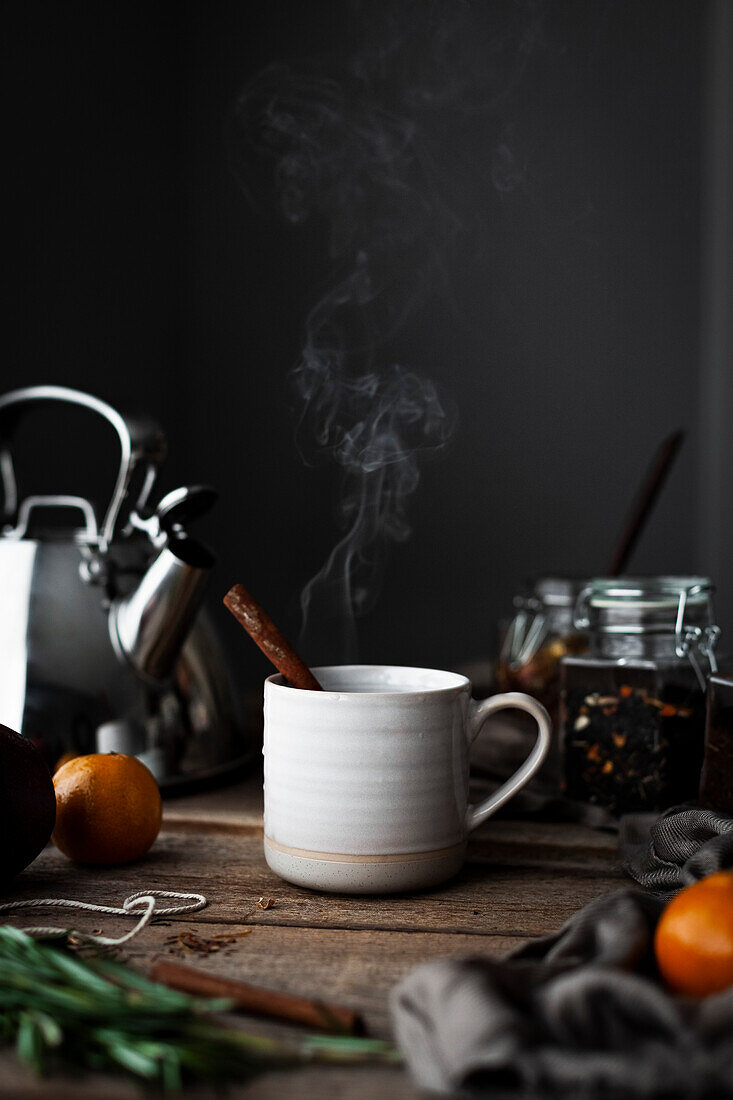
(654, 872), (733, 997)
(52, 753), (162, 865)
(54, 751), (78, 774)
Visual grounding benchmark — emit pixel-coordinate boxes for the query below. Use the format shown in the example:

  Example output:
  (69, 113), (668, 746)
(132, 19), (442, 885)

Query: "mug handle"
(465, 692), (552, 832)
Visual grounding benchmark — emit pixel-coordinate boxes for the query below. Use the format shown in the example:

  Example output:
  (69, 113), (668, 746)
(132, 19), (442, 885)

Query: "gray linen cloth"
(621, 805), (733, 896)
(392, 808), (733, 1097)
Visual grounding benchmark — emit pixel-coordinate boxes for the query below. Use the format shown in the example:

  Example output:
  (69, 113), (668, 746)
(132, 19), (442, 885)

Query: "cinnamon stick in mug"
(223, 583), (322, 690)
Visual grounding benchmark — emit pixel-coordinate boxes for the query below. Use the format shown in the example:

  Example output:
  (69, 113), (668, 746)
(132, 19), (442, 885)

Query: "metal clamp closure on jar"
(573, 577), (720, 690)
(501, 593), (546, 667)
(501, 577), (588, 669)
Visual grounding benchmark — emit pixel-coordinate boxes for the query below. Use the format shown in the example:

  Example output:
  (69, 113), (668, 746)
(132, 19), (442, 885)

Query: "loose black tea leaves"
(562, 674), (705, 815)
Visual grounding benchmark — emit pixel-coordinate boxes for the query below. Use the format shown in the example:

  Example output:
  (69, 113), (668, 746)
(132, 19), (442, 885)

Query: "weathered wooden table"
(1, 773), (622, 1097)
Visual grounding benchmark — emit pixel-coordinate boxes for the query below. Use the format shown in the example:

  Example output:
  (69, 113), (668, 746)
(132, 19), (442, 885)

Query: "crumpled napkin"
(621, 805), (733, 896)
(391, 889), (733, 1097)
(392, 807), (733, 1097)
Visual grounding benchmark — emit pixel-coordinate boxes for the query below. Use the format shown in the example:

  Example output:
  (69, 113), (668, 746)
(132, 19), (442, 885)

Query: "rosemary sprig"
(0, 925), (399, 1089)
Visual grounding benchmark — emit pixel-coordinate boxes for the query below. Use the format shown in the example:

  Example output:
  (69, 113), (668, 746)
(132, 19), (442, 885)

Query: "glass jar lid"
(574, 576), (720, 687)
(530, 576), (589, 609)
(574, 576), (715, 635)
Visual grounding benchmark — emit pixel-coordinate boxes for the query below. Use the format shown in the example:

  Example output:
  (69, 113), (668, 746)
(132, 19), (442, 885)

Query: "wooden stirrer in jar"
(606, 429), (684, 576)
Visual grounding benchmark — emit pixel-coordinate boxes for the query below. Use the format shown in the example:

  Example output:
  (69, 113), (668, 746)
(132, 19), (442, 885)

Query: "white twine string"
(0, 890), (208, 946)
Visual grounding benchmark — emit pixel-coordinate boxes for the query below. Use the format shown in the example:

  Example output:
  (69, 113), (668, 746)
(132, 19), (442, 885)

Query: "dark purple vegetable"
(0, 724), (56, 880)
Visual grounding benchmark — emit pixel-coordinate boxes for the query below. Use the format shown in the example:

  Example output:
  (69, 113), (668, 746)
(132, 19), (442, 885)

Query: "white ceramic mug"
(263, 665), (551, 893)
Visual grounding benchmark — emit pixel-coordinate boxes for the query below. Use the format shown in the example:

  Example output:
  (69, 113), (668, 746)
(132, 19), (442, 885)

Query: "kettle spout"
(111, 538), (214, 681)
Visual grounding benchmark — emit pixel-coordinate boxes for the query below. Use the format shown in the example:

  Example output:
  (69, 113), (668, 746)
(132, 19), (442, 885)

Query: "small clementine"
(655, 871), (733, 997)
(54, 751), (78, 774)
(52, 753), (162, 865)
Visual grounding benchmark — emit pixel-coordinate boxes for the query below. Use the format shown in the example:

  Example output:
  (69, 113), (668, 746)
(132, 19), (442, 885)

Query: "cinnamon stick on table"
(150, 959), (362, 1034)
(223, 583), (322, 690)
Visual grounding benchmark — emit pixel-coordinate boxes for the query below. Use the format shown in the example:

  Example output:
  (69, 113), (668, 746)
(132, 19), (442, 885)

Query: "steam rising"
(235, 1), (544, 661)
(294, 282), (454, 659)
(290, 255), (454, 660)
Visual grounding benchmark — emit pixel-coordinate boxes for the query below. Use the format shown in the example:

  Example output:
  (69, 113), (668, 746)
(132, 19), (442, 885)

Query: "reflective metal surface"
(0, 386), (255, 789)
(111, 543), (213, 682)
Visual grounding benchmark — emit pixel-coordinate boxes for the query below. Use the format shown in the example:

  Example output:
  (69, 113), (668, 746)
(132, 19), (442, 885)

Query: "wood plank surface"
(125, 924), (527, 1035)
(1, 1064), (423, 1099)
(0, 773), (624, 1097)
(6, 829), (622, 938)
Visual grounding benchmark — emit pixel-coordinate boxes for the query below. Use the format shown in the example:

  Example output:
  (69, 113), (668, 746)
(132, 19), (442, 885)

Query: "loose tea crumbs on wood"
(165, 930), (254, 957)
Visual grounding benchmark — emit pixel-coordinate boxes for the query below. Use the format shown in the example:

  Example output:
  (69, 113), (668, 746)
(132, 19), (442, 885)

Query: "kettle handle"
(0, 386), (166, 549)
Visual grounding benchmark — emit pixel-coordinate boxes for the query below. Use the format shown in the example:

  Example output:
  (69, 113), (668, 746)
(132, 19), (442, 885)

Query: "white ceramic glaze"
(263, 665), (551, 894)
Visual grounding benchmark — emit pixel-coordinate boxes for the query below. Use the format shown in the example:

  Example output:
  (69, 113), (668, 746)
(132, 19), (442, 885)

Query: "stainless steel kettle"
(0, 385), (254, 789)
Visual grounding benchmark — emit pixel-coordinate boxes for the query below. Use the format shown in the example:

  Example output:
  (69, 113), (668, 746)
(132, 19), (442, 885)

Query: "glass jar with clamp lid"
(561, 577), (720, 815)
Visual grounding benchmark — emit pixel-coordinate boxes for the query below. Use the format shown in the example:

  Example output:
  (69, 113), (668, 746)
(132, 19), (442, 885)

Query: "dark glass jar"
(496, 577), (589, 727)
(494, 578), (588, 793)
(561, 577), (720, 815)
(699, 671), (733, 815)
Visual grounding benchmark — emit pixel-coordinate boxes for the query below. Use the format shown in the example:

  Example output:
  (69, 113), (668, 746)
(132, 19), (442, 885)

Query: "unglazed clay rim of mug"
(265, 664), (471, 698)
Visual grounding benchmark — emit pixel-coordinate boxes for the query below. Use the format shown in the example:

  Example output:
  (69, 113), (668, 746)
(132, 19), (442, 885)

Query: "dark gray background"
(1, 1), (721, 688)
